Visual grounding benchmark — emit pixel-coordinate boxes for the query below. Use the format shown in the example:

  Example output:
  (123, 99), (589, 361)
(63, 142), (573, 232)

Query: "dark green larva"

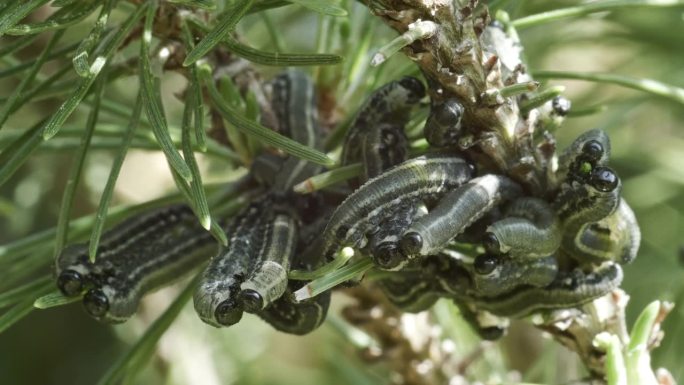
(484, 197), (561, 259)
(320, 154), (474, 261)
(271, 70), (322, 191)
(341, 76), (425, 172)
(193, 202), (267, 327)
(555, 167), (622, 265)
(56, 205), (217, 323)
(472, 263), (623, 318)
(574, 198), (640, 264)
(468, 253), (558, 297)
(400, 174), (522, 257)
(557, 129), (611, 184)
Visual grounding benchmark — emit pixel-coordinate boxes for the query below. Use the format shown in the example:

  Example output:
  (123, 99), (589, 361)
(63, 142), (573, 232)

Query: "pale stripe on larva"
(400, 174), (522, 258)
(471, 262), (623, 318)
(272, 70), (322, 191)
(468, 253), (558, 297)
(239, 213), (297, 312)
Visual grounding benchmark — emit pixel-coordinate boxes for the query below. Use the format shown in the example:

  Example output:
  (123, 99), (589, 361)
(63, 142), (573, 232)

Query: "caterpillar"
(483, 197), (561, 259)
(55, 205), (217, 323)
(400, 174), (522, 257)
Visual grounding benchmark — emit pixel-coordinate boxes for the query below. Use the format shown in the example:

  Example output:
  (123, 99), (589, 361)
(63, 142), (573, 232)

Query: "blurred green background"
(0, 1), (683, 384)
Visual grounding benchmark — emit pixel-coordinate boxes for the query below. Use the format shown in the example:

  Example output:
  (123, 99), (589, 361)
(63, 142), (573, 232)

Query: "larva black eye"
(399, 232), (423, 256)
(590, 166), (619, 192)
(473, 254), (498, 275)
(374, 244), (403, 269)
(479, 326), (506, 341)
(215, 300), (242, 326)
(238, 290), (263, 313)
(434, 100), (464, 126)
(581, 140), (604, 162)
(552, 96), (571, 116)
(482, 232), (501, 255)
(57, 270), (84, 297)
(83, 289), (109, 318)
(398, 77), (426, 101)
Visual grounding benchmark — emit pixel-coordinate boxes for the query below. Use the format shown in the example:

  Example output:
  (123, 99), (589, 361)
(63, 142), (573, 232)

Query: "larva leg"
(77, 206), (217, 323)
(239, 213), (298, 313)
(483, 197), (561, 259)
(320, 154), (474, 261)
(400, 174), (522, 258)
(193, 202), (267, 327)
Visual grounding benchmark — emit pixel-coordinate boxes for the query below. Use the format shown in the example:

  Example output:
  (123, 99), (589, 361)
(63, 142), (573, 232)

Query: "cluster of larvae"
(54, 67), (639, 337)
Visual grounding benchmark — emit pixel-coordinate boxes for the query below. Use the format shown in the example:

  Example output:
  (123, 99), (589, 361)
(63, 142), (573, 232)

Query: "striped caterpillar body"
(341, 77), (425, 177)
(55, 205), (217, 323)
(271, 70), (322, 191)
(400, 174), (522, 258)
(239, 213), (297, 313)
(194, 202), (266, 327)
(484, 197), (561, 259)
(320, 154), (474, 262)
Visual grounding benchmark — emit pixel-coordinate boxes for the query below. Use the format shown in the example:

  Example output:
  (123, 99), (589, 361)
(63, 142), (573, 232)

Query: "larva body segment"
(484, 197), (561, 259)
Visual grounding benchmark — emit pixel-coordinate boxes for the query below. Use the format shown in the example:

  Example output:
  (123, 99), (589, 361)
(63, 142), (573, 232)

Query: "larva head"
(473, 254), (498, 275)
(398, 76), (426, 104)
(238, 290), (263, 313)
(214, 299), (243, 326)
(551, 96), (571, 117)
(83, 288), (110, 320)
(372, 242), (406, 270)
(399, 231), (423, 257)
(481, 232), (501, 255)
(590, 166), (619, 192)
(424, 99), (465, 147)
(57, 270), (85, 297)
